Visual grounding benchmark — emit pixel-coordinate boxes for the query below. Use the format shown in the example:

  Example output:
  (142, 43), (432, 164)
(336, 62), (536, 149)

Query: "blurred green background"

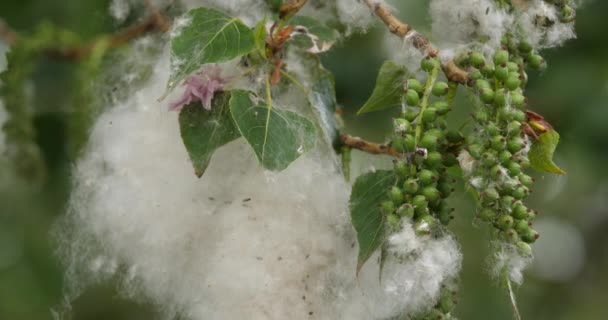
(1, 0), (607, 319)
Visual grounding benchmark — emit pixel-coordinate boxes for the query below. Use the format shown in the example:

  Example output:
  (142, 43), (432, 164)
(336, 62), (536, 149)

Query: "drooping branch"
(340, 133), (407, 158)
(1, 9), (170, 60)
(363, 0), (469, 84)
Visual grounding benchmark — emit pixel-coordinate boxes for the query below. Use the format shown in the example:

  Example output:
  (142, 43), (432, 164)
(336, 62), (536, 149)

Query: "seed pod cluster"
(414, 286), (458, 320)
(461, 39), (543, 251)
(384, 58), (459, 236)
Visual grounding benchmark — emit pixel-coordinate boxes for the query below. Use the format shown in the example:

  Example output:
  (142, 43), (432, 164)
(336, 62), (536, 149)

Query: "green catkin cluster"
(415, 286), (458, 320)
(382, 57), (459, 237)
(463, 37), (545, 257)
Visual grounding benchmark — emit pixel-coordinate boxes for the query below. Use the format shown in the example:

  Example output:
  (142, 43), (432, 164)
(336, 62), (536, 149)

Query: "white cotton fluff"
(334, 0), (379, 35)
(55, 42), (463, 319)
(515, 0), (576, 49)
(490, 242), (532, 285)
(181, 0), (270, 26)
(109, 0), (131, 23)
(430, 0), (513, 52)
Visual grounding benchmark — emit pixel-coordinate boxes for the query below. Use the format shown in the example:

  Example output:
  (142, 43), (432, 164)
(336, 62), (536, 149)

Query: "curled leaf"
(529, 129), (566, 175)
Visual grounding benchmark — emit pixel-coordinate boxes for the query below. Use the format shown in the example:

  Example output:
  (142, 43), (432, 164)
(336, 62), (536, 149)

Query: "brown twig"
(340, 133), (407, 158)
(46, 13), (169, 60)
(363, 0), (469, 84)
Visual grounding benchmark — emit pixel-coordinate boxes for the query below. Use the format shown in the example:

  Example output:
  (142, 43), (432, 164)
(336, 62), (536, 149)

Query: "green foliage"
(179, 92), (241, 178)
(289, 16), (337, 51)
(349, 170), (396, 273)
(229, 90), (316, 171)
(356, 61), (409, 114)
(529, 129), (566, 174)
(168, 8), (255, 92)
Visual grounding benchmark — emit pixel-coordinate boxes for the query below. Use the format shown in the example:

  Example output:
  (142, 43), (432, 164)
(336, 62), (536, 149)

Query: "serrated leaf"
(229, 90), (316, 171)
(350, 170), (396, 274)
(168, 8), (255, 92)
(357, 61), (409, 115)
(529, 129), (566, 174)
(179, 92), (241, 178)
(308, 68), (339, 146)
(290, 16), (336, 53)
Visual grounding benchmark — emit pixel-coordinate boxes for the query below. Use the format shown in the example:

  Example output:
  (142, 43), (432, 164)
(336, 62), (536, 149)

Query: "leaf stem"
(414, 65), (439, 146)
(503, 272), (522, 320)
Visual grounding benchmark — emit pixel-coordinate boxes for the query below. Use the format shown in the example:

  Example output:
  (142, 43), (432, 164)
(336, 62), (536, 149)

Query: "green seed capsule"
(389, 186), (405, 205)
(494, 50), (509, 65)
(527, 210), (537, 222)
(485, 187), (500, 202)
(515, 219), (531, 234)
(407, 78), (424, 94)
(387, 214), (401, 228)
(393, 118), (410, 133)
(498, 215), (515, 230)
(513, 110), (526, 122)
(479, 208), (497, 221)
(402, 109), (419, 122)
(446, 130), (464, 143)
(506, 76), (521, 91)
(481, 65), (494, 77)
(512, 203), (528, 220)
(518, 156), (531, 169)
(475, 79), (491, 90)
(426, 151), (443, 168)
(505, 228), (519, 243)
(470, 69), (483, 81)
(519, 41), (533, 54)
(498, 150), (513, 163)
(522, 228), (540, 243)
(396, 203), (415, 219)
(437, 181), (453, 198)
(491, 135), (506, 150)
(432, 101), (451, 115)
(418, 169), (437, 185)
(403, 179), (419, 196)
(432, 82), (449, 96)
(490, 165), (504, 179)
(420, 134), (439, 150)
(512, 187), (527, 200)
(485, 123), (500, 136)
(507, 137), (525, 153)
(482, 151), (498, 167)
(421, 186), (441, 202)
(380, 200), (395, 214)
(468, 144), (484, 159)
(511, 93), (526, 108)
(470, 52), (486, 67)
(414, 215), (436, 235)
(528, 54), (545, 70)
(394, 160), (409, 178)
(494, 89), (507, 107)
(495, 65), (509, 81)
(422, 108), (438, 122)
(412, 194), (428, 209)
(516, 241), (533, 256)
(507, 62), (519, 73)
(508, 162), (521, 176)
(421, 57), (439, 72)
(480, 88), (495, 104)
(507, 121), (522, 135)
(392, 137), (408, 153)
(439, 293), (455, 313)
(403, 135), (417, 152)
(501, 195), (515, 208)
(405, 89), (420, 106)
(473, 110), (489, 123)
(426, 128), (445, 140)
(519, 174), (534, 187)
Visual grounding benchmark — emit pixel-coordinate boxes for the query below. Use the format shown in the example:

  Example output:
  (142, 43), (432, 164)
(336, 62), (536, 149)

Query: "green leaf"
(168, 8), (255, 92)
(229, 90), (316, 171)
(179, 92), (241, 177)
(253, 17), (268, 59)
(356, 61), (409, 115)
(350, 170), (396, 274)
(308, 68), (339, 146)
(290, 16), (336, 53)
(529, 129), (566, 174)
